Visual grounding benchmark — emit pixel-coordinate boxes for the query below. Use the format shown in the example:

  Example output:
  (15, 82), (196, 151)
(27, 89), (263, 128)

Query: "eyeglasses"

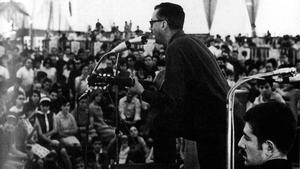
(149, 19), (164, 27)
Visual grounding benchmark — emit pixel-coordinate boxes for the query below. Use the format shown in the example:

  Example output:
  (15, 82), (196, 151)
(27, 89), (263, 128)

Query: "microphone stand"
(114, 53), (120, 165)
(227, 76), (254, 169)
(90, 50), (123, 165)
(93, 51), (113, 74)
(86, 39), (147, 166)
(226, 70), (296, 169)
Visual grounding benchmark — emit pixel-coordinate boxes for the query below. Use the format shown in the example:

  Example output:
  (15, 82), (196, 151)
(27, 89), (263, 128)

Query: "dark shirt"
(260, 159), (292, 169)
(36, 111), (55, 134)
(142, 30), (229, 140)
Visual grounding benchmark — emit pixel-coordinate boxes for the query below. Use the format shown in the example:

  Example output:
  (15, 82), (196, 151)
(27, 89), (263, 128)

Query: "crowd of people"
(0, 6), (300, 169)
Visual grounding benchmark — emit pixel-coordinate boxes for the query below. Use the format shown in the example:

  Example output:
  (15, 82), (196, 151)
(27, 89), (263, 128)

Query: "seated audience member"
(265, 58), (278, 72)
(127, 126), (149, 164)
(0, 77), (6, 119)
(24, 90), (41, 112)
(126, 54), (137, 77)
(35, 97), (58, 147)
(247, 78), (285, 110)
(49, 89), (61, 114)
(6, 78), (26, 108)
(0, 113), (27, 169)
(238, 102), (297, 169)
(16, 103), (49, 169)
(118, 91), (141, 128)
(73, 157), (85, 169)
(88, 136), (110, 169)
(117, 59), (130, 78)
(32, 81), (43, 95)
(89, 91), (115, 146)
(73, 97), (95, 143)
(9, 91), (26, 118)
(40, 78), (52, 97)
(55, 98), (81, 150)
(143, 55), (157, 81)
(36, 96), (72, 169)
(118, 134), (130, 164)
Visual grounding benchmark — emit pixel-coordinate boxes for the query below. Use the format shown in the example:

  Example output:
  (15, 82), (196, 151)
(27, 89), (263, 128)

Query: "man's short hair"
(154, 2), (185, 30)
(244, 102), (297, 154)
(266, 58), (278, 69)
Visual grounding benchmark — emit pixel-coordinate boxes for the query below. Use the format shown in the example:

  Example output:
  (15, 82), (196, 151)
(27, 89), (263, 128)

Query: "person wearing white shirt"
(0, 64), (9, 80)
(16, 58), (34, 94)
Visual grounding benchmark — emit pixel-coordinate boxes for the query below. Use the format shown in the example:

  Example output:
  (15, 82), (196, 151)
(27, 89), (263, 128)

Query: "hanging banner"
(47, 0), (53, 31)
(245, 0), (259, 30)
(203, 0), (218, 31)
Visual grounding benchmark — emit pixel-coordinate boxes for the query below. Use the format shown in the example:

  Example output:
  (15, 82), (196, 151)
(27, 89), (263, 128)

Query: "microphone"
(109, 36), (148, 53)
(274, 73), (300, 83)
(252, 67), (296, 79)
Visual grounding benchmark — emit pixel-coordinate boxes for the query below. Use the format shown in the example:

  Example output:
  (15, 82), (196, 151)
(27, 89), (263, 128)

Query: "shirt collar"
(37, 110), (50, 115)
(168, 30), (185, 45)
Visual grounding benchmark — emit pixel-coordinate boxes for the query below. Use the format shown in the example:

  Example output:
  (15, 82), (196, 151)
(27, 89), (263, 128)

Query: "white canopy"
(1, 0), (300, 37)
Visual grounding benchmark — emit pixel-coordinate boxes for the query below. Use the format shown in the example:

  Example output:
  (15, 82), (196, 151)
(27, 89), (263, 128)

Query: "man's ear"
(161, 20), (168, 30)
(262, 140), (275, 159)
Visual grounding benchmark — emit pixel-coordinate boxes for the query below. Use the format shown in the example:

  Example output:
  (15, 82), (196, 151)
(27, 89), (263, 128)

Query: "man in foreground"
(238, 102), (297, 169)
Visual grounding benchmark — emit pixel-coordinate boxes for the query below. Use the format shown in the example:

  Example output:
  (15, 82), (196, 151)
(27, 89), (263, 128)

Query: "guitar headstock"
(87, 73), (114, 90)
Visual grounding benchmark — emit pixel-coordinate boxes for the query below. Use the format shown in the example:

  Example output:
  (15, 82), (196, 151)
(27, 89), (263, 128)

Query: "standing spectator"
(63, 60), (75, 82)
(75, 64), (89, 98)
(16, 58), (34, 95)
(56, 52), (67, 76)
(40, 57), (57, 84)
(63, 47), (72, 62)
(68, 59), (82, 97)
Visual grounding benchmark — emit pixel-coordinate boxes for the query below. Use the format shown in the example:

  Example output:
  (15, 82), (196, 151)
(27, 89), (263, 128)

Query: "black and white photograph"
(0, 0), (299, 169)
